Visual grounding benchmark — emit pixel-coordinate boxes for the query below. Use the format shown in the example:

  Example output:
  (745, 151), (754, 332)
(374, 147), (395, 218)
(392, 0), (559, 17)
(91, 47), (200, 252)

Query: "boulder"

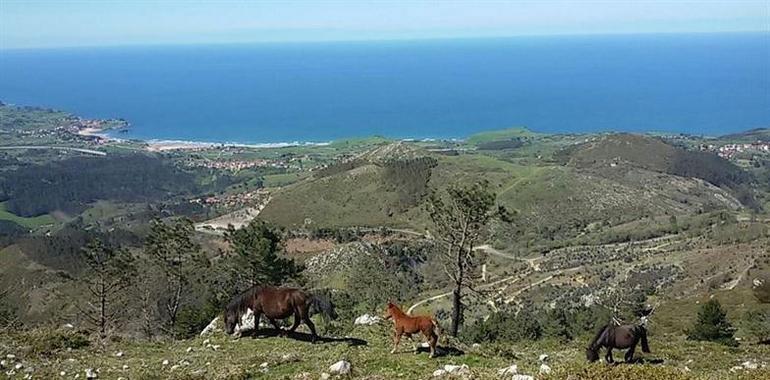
(443, 364), (469, 375)
(200, 317), (220, 336)
(497, 365), (518, 376)
(354, 314), (382, 325)
(742, 361), (758, 370)
(329, 360), (351, 375)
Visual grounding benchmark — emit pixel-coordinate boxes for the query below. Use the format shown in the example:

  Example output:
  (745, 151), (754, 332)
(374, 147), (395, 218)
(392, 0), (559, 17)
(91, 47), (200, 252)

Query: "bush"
(686, 299), (737, 346)
(742, 308), (770, 344)
(25, 328), (90, 356)
(462, 308), (542, 343)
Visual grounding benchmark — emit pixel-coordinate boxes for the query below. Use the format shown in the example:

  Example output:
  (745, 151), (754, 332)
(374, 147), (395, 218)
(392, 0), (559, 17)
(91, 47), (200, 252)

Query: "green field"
(0, 202), (55, 229)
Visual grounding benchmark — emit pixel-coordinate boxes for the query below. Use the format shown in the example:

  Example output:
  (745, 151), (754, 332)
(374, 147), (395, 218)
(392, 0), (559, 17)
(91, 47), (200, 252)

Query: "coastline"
(141, 138), (333, 152)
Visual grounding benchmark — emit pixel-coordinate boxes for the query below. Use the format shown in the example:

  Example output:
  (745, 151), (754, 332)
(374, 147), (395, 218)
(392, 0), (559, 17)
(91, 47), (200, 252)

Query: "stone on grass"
(511, 375), (534, 380)
(115, 351), (124, 357)
(539, 363), (552, 374)
(200, 316), (220, 336)
(432, 369), (447, 377)
(539, 354), (549, 362)
(354, 314), (382, 325)
(742, 361), (758, 370)
(329, 360), (351, 375)
(320, 373), (331, 380)
(161, 359), (169, 366)
(85, 368), (97, 379)
(443, 364), (469, 375)
(497, 364), (518, 376)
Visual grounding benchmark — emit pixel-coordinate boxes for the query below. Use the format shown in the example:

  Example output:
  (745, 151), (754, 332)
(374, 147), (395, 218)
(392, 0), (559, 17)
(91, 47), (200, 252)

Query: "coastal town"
(702, 142), (770, 159)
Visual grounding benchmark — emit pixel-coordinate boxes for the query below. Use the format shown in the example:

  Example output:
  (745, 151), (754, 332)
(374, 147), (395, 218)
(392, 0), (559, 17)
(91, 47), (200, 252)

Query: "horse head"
(585, 347), (600, 362)
(384, 302), (397, 320)
(223, 308), (239, 335)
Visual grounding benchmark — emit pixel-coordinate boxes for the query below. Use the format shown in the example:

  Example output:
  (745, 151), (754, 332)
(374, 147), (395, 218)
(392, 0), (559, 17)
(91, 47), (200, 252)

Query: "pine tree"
(426, 180), (510, 336)
(224, 219), (302, 289)
(686, 299), (737, 346)
(143, 218), (207, 336)
(77, 239), (136, 339)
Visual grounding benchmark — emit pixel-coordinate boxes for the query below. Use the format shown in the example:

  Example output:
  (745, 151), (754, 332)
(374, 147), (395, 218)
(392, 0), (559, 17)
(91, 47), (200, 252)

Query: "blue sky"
(1, 0), (768, 49)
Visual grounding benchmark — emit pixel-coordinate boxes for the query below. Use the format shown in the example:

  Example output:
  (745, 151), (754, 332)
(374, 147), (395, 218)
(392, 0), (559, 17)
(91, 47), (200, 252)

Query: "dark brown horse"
(586, 324), (650, 363)
(224, 285), (337, 343)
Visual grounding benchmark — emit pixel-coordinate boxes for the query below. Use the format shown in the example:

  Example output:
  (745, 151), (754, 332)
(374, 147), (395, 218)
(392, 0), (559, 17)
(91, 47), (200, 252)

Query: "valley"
(1, 103), (769, 379)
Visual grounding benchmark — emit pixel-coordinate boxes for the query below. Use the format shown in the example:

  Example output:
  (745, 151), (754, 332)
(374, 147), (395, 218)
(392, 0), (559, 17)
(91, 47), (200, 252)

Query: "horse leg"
(426, 330), (438, 358)
(605, 348), (614, 364)
(252, 312), (263, 338)
(625, 343), (637, 363)
(302, 314), (318, 343)
(268, 318), (286, 337)
(288, 310), (301, 332)
(391, 328), (403, 354)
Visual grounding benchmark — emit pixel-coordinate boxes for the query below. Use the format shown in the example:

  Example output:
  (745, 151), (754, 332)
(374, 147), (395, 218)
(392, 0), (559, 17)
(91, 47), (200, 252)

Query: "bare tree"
(77, 239), (136, 339)
(426, 180), (509, 336)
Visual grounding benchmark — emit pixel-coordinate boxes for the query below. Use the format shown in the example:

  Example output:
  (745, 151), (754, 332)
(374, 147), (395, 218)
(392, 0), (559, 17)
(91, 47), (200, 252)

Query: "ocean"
(0, 33), (768, 143)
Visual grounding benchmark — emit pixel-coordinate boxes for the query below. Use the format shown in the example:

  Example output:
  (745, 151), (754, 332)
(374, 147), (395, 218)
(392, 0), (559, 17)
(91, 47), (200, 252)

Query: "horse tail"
(639, 326), (650, 353)
(588, 324), (608, 350)
(307, 293), (338, 322)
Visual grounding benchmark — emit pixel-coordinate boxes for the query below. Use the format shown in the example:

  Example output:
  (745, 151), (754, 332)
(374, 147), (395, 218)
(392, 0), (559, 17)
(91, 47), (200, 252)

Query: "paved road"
(0, 145), (106, 156)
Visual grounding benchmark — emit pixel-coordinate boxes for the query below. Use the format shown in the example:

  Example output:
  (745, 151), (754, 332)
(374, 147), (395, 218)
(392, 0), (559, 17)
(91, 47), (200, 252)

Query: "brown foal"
(384, 302), (440, 358)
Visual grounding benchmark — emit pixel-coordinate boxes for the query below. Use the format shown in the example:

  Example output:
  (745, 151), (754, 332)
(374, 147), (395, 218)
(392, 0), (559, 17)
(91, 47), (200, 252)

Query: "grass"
(466, 127), (541, 144)
(263, 172), (308, 188)
(0, 202), (56, 229)
(1, 326), (769, 379)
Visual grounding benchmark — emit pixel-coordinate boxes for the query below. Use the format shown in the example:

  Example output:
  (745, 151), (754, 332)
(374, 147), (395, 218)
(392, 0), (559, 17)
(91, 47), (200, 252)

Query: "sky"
(1, 0), (768, 49)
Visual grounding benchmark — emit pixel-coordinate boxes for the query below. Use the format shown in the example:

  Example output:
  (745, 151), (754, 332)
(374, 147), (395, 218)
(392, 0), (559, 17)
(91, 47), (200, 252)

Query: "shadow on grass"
(241, 328), (368, 347)
(415, 345), (465, 357)
(611, 357), (665, 365)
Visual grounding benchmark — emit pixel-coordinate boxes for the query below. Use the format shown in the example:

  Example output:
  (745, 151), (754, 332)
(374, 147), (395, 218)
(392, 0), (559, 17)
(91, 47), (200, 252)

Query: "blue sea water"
(0, 33), (768, 143)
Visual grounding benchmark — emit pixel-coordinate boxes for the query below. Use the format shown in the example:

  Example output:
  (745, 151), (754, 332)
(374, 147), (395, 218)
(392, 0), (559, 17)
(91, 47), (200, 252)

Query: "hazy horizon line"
(2, 29), (766, 52)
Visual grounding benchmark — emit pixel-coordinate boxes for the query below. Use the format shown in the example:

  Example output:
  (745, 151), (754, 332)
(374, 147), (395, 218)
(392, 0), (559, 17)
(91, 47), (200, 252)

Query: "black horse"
(586, 324), (650, 363)
(223, 285), (337, 343)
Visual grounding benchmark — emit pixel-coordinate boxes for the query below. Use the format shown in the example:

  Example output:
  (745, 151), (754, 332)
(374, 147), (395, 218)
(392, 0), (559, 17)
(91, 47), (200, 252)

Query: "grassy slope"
(1, 327), (769, 379)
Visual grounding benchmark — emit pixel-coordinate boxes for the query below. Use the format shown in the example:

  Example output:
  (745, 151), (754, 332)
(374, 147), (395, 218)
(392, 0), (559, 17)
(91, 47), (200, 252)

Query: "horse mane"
(225, 284), (262, 318)
(587, 323), (608, 350)
(388, 302), (407, 318)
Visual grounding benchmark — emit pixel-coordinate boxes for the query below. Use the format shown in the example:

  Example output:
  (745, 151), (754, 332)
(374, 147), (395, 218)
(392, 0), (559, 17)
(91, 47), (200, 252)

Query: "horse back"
(256, 286), (307, 318)
(396, 314), (435, 335)
(612, 325), (639, 349)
